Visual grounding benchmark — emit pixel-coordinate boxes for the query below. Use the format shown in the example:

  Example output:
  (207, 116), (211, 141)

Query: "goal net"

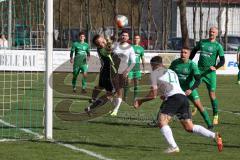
(0, 0), (46, 140)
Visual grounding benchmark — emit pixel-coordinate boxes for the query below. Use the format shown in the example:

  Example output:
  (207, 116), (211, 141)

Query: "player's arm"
(190, 41), (201, 60)
(122, 47), (136, 77)
(134, 86), (157, 108)
(185, 62), (201, 96)
(70, 43), (75, 63)
(237, 47), (240, 64)
(213, 45), (225, 70)
(86, 44), (90, 61)
(141, 52), (145, 73)
(134, 72), (158, 108)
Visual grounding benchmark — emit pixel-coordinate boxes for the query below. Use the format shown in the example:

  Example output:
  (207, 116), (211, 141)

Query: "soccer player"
(70, 32), (90, 94)
(124, 35), (145, 101)
(84, 34), (115, 113)
(169, 48), (213, 129)
(134, 56), (223, 153)
(190, 26), (225, 125)
(237, 46), (240, 84)
(110, 30), (136, 116)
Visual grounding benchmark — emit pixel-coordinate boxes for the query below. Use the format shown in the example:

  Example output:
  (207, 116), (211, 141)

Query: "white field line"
(205, 107), (240, 116)
(0, 118), (114, 160)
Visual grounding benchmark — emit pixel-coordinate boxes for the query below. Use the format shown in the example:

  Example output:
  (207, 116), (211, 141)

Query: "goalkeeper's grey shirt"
(150, 67), (185, 99)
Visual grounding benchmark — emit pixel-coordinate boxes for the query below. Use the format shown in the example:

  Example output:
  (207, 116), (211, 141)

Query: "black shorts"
(160, 94), (191, 120)
(99, 69), (113, 92)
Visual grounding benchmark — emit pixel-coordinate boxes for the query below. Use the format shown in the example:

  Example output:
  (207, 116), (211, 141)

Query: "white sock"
(192, 125), (215, 139)
(160, 125), (178, 148)
(112, 98), (122, 113)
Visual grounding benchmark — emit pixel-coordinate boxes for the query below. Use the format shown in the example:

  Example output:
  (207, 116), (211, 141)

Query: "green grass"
(0, 73), (240, 160)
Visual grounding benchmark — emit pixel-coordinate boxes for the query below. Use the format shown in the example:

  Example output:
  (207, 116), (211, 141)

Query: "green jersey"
(193, 39), (224, 71)
(169, 58), (200, 89)
(70, 41), (90, 66)
(238, 46), (240, 52)
(131, 45), (144, 71)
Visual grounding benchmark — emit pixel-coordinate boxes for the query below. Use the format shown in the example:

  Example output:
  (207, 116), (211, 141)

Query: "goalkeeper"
(70, 32), (90, 94)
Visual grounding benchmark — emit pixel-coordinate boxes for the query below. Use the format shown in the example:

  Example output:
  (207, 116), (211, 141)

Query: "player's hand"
(210, 66), (216, 71)
(160, 95), (165, 100)
(133, 99), (142, 109)
(70, 58), (73, 64)
(185, 89), (192, 96)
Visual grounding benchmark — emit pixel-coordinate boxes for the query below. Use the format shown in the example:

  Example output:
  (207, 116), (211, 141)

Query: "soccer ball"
(116, 15), (128, 28)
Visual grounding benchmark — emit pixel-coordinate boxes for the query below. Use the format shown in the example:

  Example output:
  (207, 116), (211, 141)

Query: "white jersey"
(0, 39), (8, 48)
(113, 42), (136, 74)
(150, 67), (185, 98)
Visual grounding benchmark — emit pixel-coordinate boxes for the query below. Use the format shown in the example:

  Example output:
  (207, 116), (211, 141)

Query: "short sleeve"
(150, 72), (158, 90)
(191, 62), (200, 75)
(218, 44), (224, 57)
(129, 47), (136, 64)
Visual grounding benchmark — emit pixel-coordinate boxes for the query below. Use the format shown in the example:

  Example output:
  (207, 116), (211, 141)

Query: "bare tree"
(85, 0), (91, 46)
(79, 0), (83, 30)
(100, 0), (106, 36)
(67, 0), (71, 48)
(179, 0), (189, 48)
(113, 0), (118, 41)
(199, 0), (203, 40)
(217, 0), (223, 43)
(224, 0), (229, 50)
(59, 0), (63, 47)
(205, 0), (211, 38)
(192, 2), (197, 45)
(164, 0), (171, 50)
(147, 0), (152, 50)
(138, 0), (144, 35)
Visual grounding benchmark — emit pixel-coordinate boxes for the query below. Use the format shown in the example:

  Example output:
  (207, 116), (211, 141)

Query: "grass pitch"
(0, 73), (239, 160)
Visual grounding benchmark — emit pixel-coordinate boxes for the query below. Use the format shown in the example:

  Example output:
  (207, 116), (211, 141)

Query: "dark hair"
(92, 34), (101, 45)
(182, 46), (190, 50)
(134, 34), (140, 38)
(79, 31), (85, 37)
(120, 30), (129, 36)
(150, 56), (163, 65)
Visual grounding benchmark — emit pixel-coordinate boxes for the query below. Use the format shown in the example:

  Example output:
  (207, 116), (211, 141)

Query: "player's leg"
(180, 120), (223, 152)
(188, 90), (213, 129)
(205, 72), (219, 124)
(80, 64), (88, 93)
(123, 73), (132, 101)
(72, 66), (80, 92)
(158, 113), (180, 153)
(158, 95), (186, 153)
(178, 96), (223, 152)
(85, 91), (113, 114)
(90, 86), (103, 103)
(133, 71), (141, 100)
(111, 74), (125, 116)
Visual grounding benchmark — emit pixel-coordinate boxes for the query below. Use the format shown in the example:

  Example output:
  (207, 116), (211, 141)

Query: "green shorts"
(73, 64), (88, 75)
(128, 71), (142, 80)
(200, 70), (217, 92)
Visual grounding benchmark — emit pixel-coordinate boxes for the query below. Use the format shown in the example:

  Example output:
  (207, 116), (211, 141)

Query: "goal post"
(45, 0), (53, 140)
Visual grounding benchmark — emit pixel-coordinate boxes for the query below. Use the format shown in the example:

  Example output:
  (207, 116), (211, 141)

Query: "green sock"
(82, 77), (87, 89)
(124, 83), (129, 100)
(211, 99), (218, 116)
(238, 71), (240, 81)
(72, 78), (77, 89)
(199, 109), (212, 127)
(134, 85), (139, 99)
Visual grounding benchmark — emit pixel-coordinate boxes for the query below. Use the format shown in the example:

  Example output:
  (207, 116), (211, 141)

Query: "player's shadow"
(58, 140), (160, 151)
(88, 120), (147, 128)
